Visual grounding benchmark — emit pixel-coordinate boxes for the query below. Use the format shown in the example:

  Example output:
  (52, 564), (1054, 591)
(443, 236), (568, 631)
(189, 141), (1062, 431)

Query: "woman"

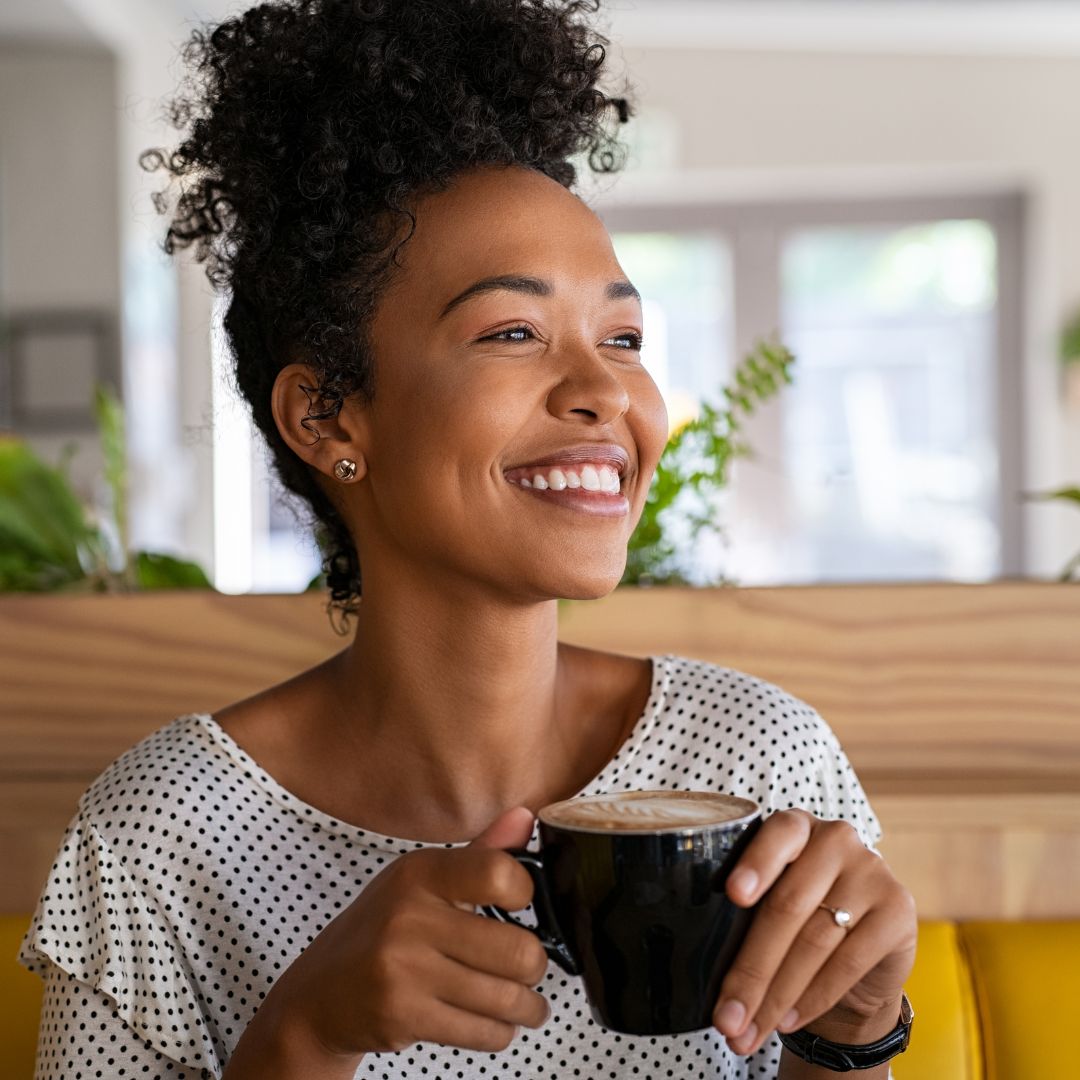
(19, 1), (916, 1077)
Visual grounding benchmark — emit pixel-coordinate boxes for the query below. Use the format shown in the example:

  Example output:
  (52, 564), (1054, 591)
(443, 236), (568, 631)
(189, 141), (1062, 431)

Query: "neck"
(321, 570), (588, 837)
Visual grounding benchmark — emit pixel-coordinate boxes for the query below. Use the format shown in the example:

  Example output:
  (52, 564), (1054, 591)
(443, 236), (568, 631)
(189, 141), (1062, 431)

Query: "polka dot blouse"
(19, 655), (883, 1079)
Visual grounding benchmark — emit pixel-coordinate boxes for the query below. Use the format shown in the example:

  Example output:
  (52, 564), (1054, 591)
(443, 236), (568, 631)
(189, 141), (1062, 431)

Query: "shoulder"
(654, 655), (881, 842)
(659, 654), (827, 737)
(76, 713), (225, 838)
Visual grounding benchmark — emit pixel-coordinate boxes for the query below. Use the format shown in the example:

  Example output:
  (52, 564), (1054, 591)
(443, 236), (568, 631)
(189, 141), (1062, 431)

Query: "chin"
(559, 584), (620, 602)
(551, 565), (626, 602)
(498, 549), (628, 603)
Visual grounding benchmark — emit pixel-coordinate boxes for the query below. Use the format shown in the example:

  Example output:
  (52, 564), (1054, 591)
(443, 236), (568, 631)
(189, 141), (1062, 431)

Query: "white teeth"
(514, 463), (623, 493)
(580, 464), (601, 491)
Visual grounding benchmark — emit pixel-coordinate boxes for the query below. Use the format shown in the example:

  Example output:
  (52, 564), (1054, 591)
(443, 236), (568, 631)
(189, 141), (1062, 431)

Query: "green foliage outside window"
(0, 385), (210, 593)
(622, 339), (796, 586)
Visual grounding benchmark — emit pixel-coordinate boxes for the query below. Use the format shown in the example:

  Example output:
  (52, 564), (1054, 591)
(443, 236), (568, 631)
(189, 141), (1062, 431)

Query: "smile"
(510, 464), (621, 493)
(503, 462), (629, 518)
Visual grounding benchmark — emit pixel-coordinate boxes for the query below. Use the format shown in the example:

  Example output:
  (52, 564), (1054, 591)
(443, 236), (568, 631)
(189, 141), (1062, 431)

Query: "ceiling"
(0, 0), (99, 46)
(5, 0), (1080, 55)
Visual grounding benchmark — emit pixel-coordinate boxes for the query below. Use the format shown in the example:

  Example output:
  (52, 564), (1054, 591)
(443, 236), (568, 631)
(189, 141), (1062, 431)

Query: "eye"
(480, 326), (536, 343)
(604, 331), (644, 351)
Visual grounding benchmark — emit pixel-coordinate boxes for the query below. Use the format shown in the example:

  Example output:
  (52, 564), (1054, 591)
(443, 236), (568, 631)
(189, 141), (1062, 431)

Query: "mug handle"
(479, 848), (582, 975)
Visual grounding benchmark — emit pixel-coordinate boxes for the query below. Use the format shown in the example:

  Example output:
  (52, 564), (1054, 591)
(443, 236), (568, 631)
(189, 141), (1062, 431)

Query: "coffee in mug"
(482, 790), (761, 1035)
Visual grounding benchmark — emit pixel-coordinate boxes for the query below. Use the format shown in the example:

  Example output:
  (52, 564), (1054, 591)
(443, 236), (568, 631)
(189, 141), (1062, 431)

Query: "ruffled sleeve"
(18, 809), (223, 1077)
(33, 964), (209, 1079)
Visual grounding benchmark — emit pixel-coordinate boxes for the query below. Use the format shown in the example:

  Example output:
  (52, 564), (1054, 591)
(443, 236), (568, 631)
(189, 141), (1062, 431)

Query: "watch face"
(900, 993), (915, 1025)
(898, 993), (914, 1051)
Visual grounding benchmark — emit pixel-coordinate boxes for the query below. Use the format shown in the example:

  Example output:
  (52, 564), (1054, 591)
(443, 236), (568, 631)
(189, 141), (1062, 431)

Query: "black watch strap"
(776, 994), (914, 1072)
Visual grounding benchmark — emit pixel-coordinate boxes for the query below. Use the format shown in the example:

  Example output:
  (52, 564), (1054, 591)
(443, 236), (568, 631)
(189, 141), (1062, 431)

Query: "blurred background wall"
(0, 41), (120, 519)
(2, 0), (1079, 592)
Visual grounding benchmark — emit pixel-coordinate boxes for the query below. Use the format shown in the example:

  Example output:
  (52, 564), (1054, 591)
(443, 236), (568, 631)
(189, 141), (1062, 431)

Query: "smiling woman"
(16, 2), (916, 1079)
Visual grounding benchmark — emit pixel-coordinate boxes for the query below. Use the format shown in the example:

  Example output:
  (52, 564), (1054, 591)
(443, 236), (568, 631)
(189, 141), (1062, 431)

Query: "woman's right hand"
(243, 806), (551, 1068)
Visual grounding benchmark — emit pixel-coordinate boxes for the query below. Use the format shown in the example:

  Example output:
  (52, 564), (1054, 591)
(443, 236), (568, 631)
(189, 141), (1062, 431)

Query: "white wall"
(0, 43), (119, 501)
(604, 44), (1080, 577)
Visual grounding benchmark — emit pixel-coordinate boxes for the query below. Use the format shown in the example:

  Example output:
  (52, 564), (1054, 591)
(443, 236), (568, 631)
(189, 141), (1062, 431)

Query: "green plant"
(1024, 486), (1080, 581)
(0, 384), (211, 593)
(622, 338), (796, 586)
(1063, 309), (1080, 367)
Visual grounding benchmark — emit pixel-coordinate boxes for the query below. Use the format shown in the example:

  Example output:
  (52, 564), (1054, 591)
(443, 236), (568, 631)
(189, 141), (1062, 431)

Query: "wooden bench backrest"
(3, 582), (1078, 918)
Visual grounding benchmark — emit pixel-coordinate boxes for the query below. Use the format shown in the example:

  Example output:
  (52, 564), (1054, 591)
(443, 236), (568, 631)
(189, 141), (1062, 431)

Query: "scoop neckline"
(189, 653), (672, 854)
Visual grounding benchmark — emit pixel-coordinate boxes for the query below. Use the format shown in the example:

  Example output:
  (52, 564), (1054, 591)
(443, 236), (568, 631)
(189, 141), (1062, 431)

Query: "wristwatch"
(776, 994), (914, 1071)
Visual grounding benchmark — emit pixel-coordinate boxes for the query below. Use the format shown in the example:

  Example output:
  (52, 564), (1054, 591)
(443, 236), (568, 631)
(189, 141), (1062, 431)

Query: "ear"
(271, 363), (369, 482)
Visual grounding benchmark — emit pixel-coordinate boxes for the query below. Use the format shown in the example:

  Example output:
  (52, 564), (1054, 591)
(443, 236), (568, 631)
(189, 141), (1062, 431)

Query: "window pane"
(609, 232), (733, 433)
(211, 295), (321, 594)
(252, 456), (322, 593)
(610, 232), (735, 583)
(773, 219), (1001, 583)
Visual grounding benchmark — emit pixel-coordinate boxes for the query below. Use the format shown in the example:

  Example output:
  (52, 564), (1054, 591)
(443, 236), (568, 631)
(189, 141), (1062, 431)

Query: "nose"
(545, 343), (631, 426)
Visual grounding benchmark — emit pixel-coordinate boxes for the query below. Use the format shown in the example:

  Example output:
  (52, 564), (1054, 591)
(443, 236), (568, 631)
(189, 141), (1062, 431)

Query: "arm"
(33, 964), (208, 1080)
(220, 983), (364, 1080)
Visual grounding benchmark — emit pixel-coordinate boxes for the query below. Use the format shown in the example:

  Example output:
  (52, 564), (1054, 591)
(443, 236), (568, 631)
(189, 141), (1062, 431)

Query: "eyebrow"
(437, 274), (642, 320)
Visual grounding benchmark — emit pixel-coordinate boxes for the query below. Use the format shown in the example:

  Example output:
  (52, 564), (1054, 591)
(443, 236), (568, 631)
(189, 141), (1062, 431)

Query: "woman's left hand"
(713, 809), (918, 1057)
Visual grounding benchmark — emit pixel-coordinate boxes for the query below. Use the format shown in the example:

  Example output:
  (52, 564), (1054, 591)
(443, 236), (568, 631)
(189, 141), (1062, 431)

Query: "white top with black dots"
(19, 655), (884, 1080)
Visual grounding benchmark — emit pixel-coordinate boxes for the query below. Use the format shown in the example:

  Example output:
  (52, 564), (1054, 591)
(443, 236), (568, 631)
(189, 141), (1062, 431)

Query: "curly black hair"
(141, 0), (632, 631)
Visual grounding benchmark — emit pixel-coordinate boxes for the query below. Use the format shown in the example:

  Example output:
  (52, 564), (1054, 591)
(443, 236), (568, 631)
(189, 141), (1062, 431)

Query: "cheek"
(633, 372), (670, 474)
(371, 365), (528, 499)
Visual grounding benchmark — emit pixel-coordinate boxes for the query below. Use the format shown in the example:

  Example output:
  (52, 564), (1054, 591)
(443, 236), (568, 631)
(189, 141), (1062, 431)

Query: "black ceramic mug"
(482, 790), (761, 1035)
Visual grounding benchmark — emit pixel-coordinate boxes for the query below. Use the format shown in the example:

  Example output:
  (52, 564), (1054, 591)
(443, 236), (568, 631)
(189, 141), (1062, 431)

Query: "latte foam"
(539, 791), (757, 833)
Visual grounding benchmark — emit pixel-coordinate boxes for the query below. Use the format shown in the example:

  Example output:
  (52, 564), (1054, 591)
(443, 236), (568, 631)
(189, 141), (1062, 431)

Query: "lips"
(503, 444), (632, 518)
(503, 443), (630, 478)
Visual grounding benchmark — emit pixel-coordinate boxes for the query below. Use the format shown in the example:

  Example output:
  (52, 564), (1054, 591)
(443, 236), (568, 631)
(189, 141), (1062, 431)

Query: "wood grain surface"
(3, 582), (1079, 917)
(558, 581), (1080, 784)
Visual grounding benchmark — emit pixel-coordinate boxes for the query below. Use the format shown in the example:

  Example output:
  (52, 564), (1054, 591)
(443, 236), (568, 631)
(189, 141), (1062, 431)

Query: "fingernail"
(728, 868), (758, 900)
(779, 1008), (800, 1032)
(715, 998), (746, 1035)
(733, 1021), (758, 1055)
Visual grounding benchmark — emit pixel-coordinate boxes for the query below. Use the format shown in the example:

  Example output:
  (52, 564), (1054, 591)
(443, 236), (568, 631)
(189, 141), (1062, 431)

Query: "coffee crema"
(539, 790), (757, 833)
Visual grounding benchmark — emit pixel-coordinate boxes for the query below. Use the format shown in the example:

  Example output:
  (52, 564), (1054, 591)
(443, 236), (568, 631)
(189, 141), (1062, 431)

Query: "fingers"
(714, 809), (827, 1047)
(429, 953), (551, 1032)
(715, 816), (883, 1055)
(418, 1000), (523, 1054)
(361, 901), (550, 1055)
(405, 847), (536, 912)
(724, 809), (815, 908)
(468, 806), (536, 852)
(780, 901), (915, 1035)
(437, 906), (550, 986)
(719, 901), (863, 1054)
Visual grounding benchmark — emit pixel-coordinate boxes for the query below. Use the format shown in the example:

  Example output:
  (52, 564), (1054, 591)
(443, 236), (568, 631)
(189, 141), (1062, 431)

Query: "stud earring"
(333, 458), (358, 481)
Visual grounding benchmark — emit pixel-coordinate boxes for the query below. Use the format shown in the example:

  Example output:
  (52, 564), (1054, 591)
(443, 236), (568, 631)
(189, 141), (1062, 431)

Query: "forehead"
(389, 166), (623, 307)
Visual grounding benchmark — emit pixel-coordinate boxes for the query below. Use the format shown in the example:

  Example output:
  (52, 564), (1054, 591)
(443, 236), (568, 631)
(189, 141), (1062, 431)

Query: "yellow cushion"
(893, 920), (982, 1080)
(0, 914), (41, 1078)
(961, 920), (1080, 1080)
